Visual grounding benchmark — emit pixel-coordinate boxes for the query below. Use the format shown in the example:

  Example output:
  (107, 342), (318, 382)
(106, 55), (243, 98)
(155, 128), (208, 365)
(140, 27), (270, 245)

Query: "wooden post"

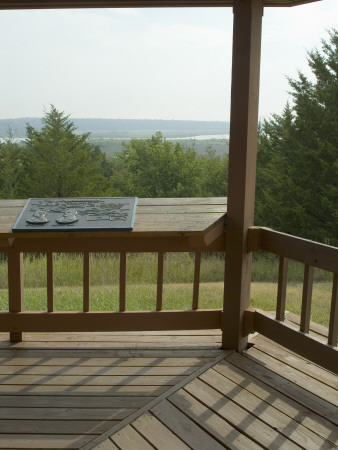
(192, 252), (201, 310)
(7, 250), (24, 342)
(222, 0), (263, 351)
(119, 251), (127, 312)
(156, 252), (164, 311)
(47, 252), (54, 312)
(83, 252), (90, 312)
(276, 256), (288, 321)
(300, 264), (314, 333)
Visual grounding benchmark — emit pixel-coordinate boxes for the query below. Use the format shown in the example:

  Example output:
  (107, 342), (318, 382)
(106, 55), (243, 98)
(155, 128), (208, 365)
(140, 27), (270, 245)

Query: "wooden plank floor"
(92, 335), (338, 450)
(0, 331), (337, 449)
(0, 330), (224, 449)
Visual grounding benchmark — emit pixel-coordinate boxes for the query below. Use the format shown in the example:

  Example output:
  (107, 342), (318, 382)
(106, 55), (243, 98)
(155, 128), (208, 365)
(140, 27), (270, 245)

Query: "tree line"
(255, 29), (337, 246)
(0, 107), (228, 200)
(1, 30), (337, 245)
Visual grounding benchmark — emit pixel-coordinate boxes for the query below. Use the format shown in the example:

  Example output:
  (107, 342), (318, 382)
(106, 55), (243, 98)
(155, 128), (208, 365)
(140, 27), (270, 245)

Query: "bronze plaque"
(12, 197), (137, 232)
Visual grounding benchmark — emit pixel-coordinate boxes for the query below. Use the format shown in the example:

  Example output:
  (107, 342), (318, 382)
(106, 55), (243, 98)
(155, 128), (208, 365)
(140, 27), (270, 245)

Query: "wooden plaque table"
(0, 197), (227, 253)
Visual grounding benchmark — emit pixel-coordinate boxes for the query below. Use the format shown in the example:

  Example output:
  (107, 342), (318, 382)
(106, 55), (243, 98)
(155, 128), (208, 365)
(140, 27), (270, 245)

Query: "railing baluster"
(192, 252), (201, 310)
(328, 273), (338, 347)
(47, 252), (54, 312)
(156, 252), (164, 311)
(276, 256), (288, 321)
(83, 252), (90, 312)
(7, 251), (23, 342)
(119, 252), (127, 312)
(300, 264), (314, 333)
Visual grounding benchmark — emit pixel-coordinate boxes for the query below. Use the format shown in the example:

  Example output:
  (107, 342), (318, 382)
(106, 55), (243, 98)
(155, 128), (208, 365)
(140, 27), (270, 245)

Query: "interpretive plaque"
(12, 197), (138, 232)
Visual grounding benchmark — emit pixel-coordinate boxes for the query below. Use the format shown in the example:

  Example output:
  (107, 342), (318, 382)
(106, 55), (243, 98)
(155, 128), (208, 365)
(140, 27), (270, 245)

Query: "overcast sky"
(0, 0), (336, 122)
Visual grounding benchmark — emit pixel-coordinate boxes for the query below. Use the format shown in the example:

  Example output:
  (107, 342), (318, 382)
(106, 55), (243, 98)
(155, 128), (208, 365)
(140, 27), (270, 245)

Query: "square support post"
(8, 250), (24, 342)
(222, 0), (263, 351)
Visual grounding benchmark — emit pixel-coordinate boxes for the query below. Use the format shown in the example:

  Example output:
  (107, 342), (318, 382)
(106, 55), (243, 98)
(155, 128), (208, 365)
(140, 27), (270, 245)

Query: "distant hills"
(0, 118), (230, 139)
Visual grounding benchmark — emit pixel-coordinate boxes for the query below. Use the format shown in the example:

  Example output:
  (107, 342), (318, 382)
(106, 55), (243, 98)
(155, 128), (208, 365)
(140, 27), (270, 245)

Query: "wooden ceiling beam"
(0, 0), (322, 10)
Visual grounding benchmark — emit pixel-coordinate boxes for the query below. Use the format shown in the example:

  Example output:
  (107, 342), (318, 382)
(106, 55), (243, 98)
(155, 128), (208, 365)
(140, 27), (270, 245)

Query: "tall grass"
(0, 251), (332, 289)
(0, 252), (333, 326)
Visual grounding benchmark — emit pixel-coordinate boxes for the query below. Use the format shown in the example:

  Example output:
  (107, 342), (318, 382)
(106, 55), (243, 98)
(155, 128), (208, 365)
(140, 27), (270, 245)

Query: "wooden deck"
(0, 331), (336, 449)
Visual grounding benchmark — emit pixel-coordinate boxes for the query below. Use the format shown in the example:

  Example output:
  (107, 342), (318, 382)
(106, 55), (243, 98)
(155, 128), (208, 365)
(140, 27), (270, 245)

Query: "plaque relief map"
(12, 198), (137, 232)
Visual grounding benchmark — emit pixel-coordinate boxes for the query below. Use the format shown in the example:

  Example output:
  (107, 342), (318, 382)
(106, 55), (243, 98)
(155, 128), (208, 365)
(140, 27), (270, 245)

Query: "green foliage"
(0, 132), (24, 198)
(199, 148), (228, 197)
(109, 132), (228, 198)
(173, 139), (229, 157)
(110, 132), (200, 197)
(19, 106), (109, 198)
(256, 29), (338, 245)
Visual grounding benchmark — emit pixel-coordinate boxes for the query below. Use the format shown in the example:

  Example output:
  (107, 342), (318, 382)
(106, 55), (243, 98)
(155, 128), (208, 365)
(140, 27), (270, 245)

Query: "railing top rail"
(245, 308), (338, 375)
(249, 227), (338, 274)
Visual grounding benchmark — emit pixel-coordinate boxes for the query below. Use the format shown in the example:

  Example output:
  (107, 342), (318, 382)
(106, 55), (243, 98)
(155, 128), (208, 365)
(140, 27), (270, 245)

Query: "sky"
(0, 0), (337, 122)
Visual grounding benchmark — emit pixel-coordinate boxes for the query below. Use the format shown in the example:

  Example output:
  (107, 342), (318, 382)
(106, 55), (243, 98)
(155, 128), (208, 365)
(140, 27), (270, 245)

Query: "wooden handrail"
(250, 227), (338, 273)
(0, 310), (222, 332)
(244, 308), (338, 375)
(6, 234), (225, 253)
(246, 226), (338, 373)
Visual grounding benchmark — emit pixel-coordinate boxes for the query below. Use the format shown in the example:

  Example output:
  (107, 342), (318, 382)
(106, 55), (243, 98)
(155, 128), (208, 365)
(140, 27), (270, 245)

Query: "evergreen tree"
(20, 106), (108, 198)
(0, 132), (24, 199)
(256, 29), (338, 245)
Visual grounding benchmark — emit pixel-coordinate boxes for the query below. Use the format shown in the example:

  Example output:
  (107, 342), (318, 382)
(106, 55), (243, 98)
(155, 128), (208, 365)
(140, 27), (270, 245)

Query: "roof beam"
(2, 0), (232, 9)
(0, 0), (322, 10)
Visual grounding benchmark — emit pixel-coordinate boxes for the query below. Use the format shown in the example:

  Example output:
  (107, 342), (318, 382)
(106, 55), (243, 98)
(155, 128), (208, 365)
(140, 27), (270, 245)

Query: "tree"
(256, 29), (338, 245)
(199, 148), (228, 197)
(20, 106), (108, 198)
(0, 132), (24, 199)
(110, 132), (203, 197)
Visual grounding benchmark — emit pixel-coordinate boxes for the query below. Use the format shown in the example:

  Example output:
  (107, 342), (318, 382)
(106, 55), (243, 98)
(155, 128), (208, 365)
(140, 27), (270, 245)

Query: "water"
(89, 134), (229, 141)
(1, 134), (230, 143)
(168, 134), (229, 140)
(0, 137), (26, 143)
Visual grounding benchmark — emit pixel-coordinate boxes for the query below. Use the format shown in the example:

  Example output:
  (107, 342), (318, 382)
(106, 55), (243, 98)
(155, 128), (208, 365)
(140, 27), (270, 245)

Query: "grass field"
(0, 253), (333, 327)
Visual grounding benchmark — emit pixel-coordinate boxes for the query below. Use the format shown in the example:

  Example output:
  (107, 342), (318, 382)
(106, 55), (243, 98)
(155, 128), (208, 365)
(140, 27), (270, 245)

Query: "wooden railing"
(246, 227), (338, 374)
(1, 233), (225, 341)
(1, 214), (337, 375)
